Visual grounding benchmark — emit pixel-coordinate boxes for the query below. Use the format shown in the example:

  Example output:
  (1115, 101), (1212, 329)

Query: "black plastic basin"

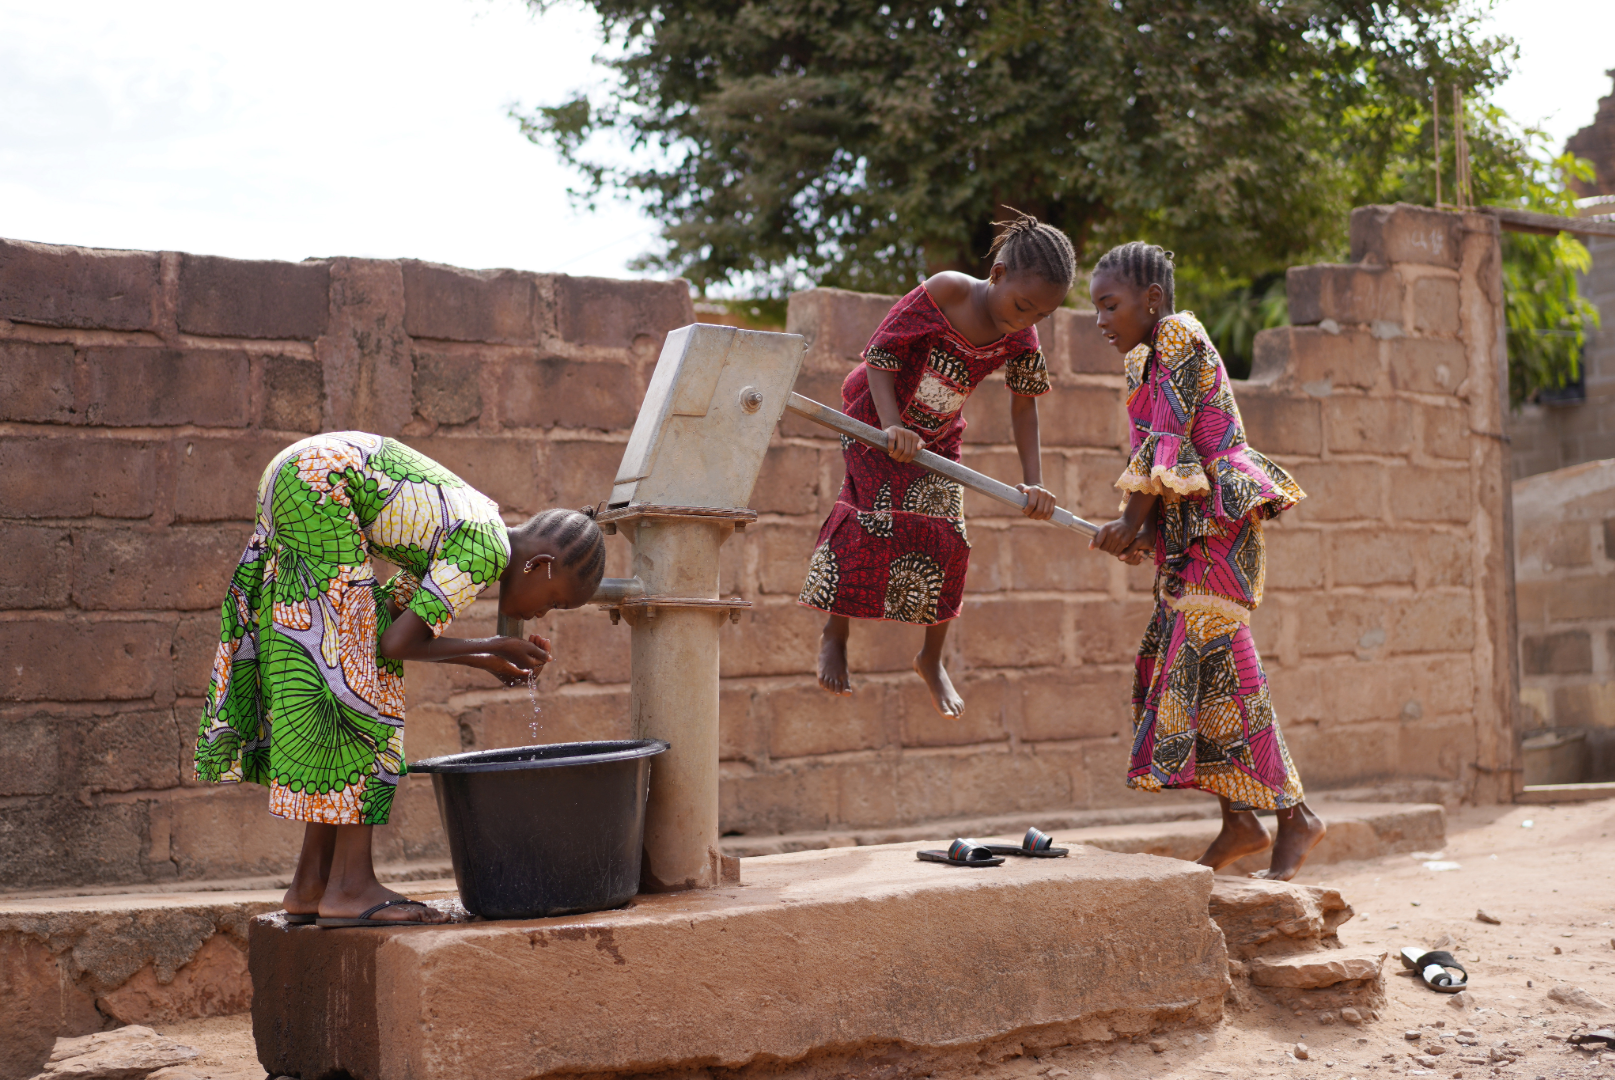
(409, 739), (669, 920)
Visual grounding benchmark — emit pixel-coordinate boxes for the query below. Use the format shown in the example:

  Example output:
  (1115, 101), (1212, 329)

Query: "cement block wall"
(0, 239), (692, 891)
(1506, 232), (1615, 477)
(0, 203), (1519, 892)
(1512, 458), (1615, 779)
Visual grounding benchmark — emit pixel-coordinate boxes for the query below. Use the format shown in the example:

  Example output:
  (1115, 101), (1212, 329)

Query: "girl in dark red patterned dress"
(799, 214), (1075, 717)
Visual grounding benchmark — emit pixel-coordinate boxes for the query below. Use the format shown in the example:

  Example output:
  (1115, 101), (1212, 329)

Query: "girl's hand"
(1016, 483), (1055, 521)
(1119, 530), (1154, 565)
(884, 425), (921, 463)
(474, 635), (553, 686)
(1089, 517), (1140, 557)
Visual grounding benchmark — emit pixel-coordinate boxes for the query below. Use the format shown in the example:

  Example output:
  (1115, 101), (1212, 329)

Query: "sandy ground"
(152, 800), (1615, 1080)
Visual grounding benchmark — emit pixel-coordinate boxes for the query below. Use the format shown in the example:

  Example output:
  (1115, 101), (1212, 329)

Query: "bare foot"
(913, 653), (964, 717)
(1197, 811), (1272, 871)
(318, 882), (449, 924)
(817, 627), (851, 695)
(282, 878), (324, 918)
(1251, 803), (1326, 881)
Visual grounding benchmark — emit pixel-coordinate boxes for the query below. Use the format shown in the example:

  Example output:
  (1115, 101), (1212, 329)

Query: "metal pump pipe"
(784, 392), (1101, 538)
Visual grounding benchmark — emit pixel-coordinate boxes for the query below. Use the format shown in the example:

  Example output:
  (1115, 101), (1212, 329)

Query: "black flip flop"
(1568, 1030), (1615, 1049)
(282, 912), (317, 925)
(316, 898), (443, 928)
(1400, 947), (1469, 993)
(916, 838), (1005, 868)
(985, 826), (1069, 859)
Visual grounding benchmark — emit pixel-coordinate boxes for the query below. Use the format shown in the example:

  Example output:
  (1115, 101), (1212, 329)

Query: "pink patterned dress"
(1119, 313), (1308, 811)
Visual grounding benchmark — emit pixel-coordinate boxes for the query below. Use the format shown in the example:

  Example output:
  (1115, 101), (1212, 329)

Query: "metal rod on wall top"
(784, 392), (1101, 539)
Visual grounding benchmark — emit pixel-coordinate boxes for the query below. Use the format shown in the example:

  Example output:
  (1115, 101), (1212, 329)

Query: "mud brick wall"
(1247, 205), (1519, 804)
(1512, 459), (1615, 778)
(1506, 232), (1615, 477)
(721, 202), (1520, 844)
(0, 237), (691, 891)
(0, 203), (1519, 891)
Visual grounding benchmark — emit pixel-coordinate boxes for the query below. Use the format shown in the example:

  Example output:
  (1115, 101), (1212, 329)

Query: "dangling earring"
(1149, 306), (1157, 315)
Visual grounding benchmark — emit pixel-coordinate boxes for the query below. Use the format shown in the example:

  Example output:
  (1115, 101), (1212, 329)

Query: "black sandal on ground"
(1399, 947), (1469, 993)
(316, 898), (442, 928)
(916, 838), (1005, 868)
(985, 826), (1069, 858)
(282, 912), (317, 925)
(1568, 1030), (1615, 1049)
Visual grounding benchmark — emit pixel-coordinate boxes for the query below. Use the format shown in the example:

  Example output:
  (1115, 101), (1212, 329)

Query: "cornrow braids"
(986, 209), (1077, 289)
(1091, 242), (1176, 313)
(519, 507), (607, 593)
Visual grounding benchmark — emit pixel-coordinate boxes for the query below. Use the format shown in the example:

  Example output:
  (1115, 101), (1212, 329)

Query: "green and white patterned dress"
(194, 432), (509, 825)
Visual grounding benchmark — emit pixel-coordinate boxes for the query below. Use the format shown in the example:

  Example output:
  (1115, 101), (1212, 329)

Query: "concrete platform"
(250, 843), (1228, 1080)
(2, 801), (1439, 1078)
(0, 889), (284, 1080)
(723, 801), (1446, 873)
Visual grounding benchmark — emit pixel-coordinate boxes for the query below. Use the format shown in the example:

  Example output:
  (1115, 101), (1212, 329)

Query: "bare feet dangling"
(913, 653), (964, 717)
(914, 620), (962, 717)
(817, 615), (852, 696)
(1251, 803), (1326, 881)
(1197, 807), (1272, 871)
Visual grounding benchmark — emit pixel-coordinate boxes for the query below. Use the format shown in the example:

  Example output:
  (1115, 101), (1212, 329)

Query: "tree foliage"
(516, 0), (1593, 400)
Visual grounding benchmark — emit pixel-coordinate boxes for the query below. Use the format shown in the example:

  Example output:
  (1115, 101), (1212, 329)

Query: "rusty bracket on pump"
(597, 504), (758, 533)
(592, 505), (757, 625)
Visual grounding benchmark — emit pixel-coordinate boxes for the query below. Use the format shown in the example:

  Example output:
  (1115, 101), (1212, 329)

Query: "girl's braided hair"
(1092, 241), (1176, 313)
(517, 506), (607, 593)
(986, 210), (1077, 289)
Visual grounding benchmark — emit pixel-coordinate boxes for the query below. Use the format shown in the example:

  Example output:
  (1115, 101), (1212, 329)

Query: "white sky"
(0, 0), (1610, 281)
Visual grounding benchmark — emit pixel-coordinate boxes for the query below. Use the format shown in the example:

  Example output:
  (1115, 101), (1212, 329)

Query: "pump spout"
(591, 577), (646, 606)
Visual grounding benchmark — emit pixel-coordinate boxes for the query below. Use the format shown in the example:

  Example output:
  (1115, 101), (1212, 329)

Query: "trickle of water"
(525, 669), (543, 742)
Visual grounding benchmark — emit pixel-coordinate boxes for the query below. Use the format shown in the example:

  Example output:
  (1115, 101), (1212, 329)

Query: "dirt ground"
(153, 799), (1615, 1080)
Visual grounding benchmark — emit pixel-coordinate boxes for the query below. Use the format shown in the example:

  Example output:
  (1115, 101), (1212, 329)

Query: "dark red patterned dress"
(798, 285), (1050, 624)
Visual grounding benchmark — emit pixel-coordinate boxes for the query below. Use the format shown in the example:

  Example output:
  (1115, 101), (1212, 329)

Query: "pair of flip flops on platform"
(283, 899), (441, 928)
(917, 827), (1068, 867)
(1399, 947), (1469, 993)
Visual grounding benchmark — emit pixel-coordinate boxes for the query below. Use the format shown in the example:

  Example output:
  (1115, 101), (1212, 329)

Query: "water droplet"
(526, 669), (543, 742)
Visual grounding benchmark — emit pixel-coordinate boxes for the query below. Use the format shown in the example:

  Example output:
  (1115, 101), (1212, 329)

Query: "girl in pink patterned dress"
(1087, 242), (1325, 881)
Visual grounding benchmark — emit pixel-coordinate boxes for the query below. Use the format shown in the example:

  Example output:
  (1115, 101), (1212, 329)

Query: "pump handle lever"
(784, 392), (1100, 539)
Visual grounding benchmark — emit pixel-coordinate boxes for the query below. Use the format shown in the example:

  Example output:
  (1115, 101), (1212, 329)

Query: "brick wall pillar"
(1251, 204), (1519, 800)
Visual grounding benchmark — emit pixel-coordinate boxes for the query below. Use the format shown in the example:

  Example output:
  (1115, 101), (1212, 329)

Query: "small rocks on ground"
(1294, 1043), (1310, 1060)
(29, 1025), (199, 1080)
(1547, 984), (1613, 1011)
(1405, 1030), (1423, 1040)
(1477, 909), (1502, 924)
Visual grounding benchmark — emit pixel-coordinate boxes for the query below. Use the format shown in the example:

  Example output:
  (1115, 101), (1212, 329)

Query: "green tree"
(518, 0), (1507, 290)
(517, 0), (1593, 399)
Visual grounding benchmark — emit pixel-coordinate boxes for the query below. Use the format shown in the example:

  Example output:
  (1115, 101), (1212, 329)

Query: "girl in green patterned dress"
(195, 431), (607, 926)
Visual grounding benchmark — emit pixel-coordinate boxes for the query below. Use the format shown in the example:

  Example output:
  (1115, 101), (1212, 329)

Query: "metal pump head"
(609, 324), (806, 510)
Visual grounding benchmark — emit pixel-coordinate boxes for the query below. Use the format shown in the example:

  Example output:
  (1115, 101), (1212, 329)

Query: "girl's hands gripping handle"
(1091, 491), (1159, 560)
(884, 425), (922, 463)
